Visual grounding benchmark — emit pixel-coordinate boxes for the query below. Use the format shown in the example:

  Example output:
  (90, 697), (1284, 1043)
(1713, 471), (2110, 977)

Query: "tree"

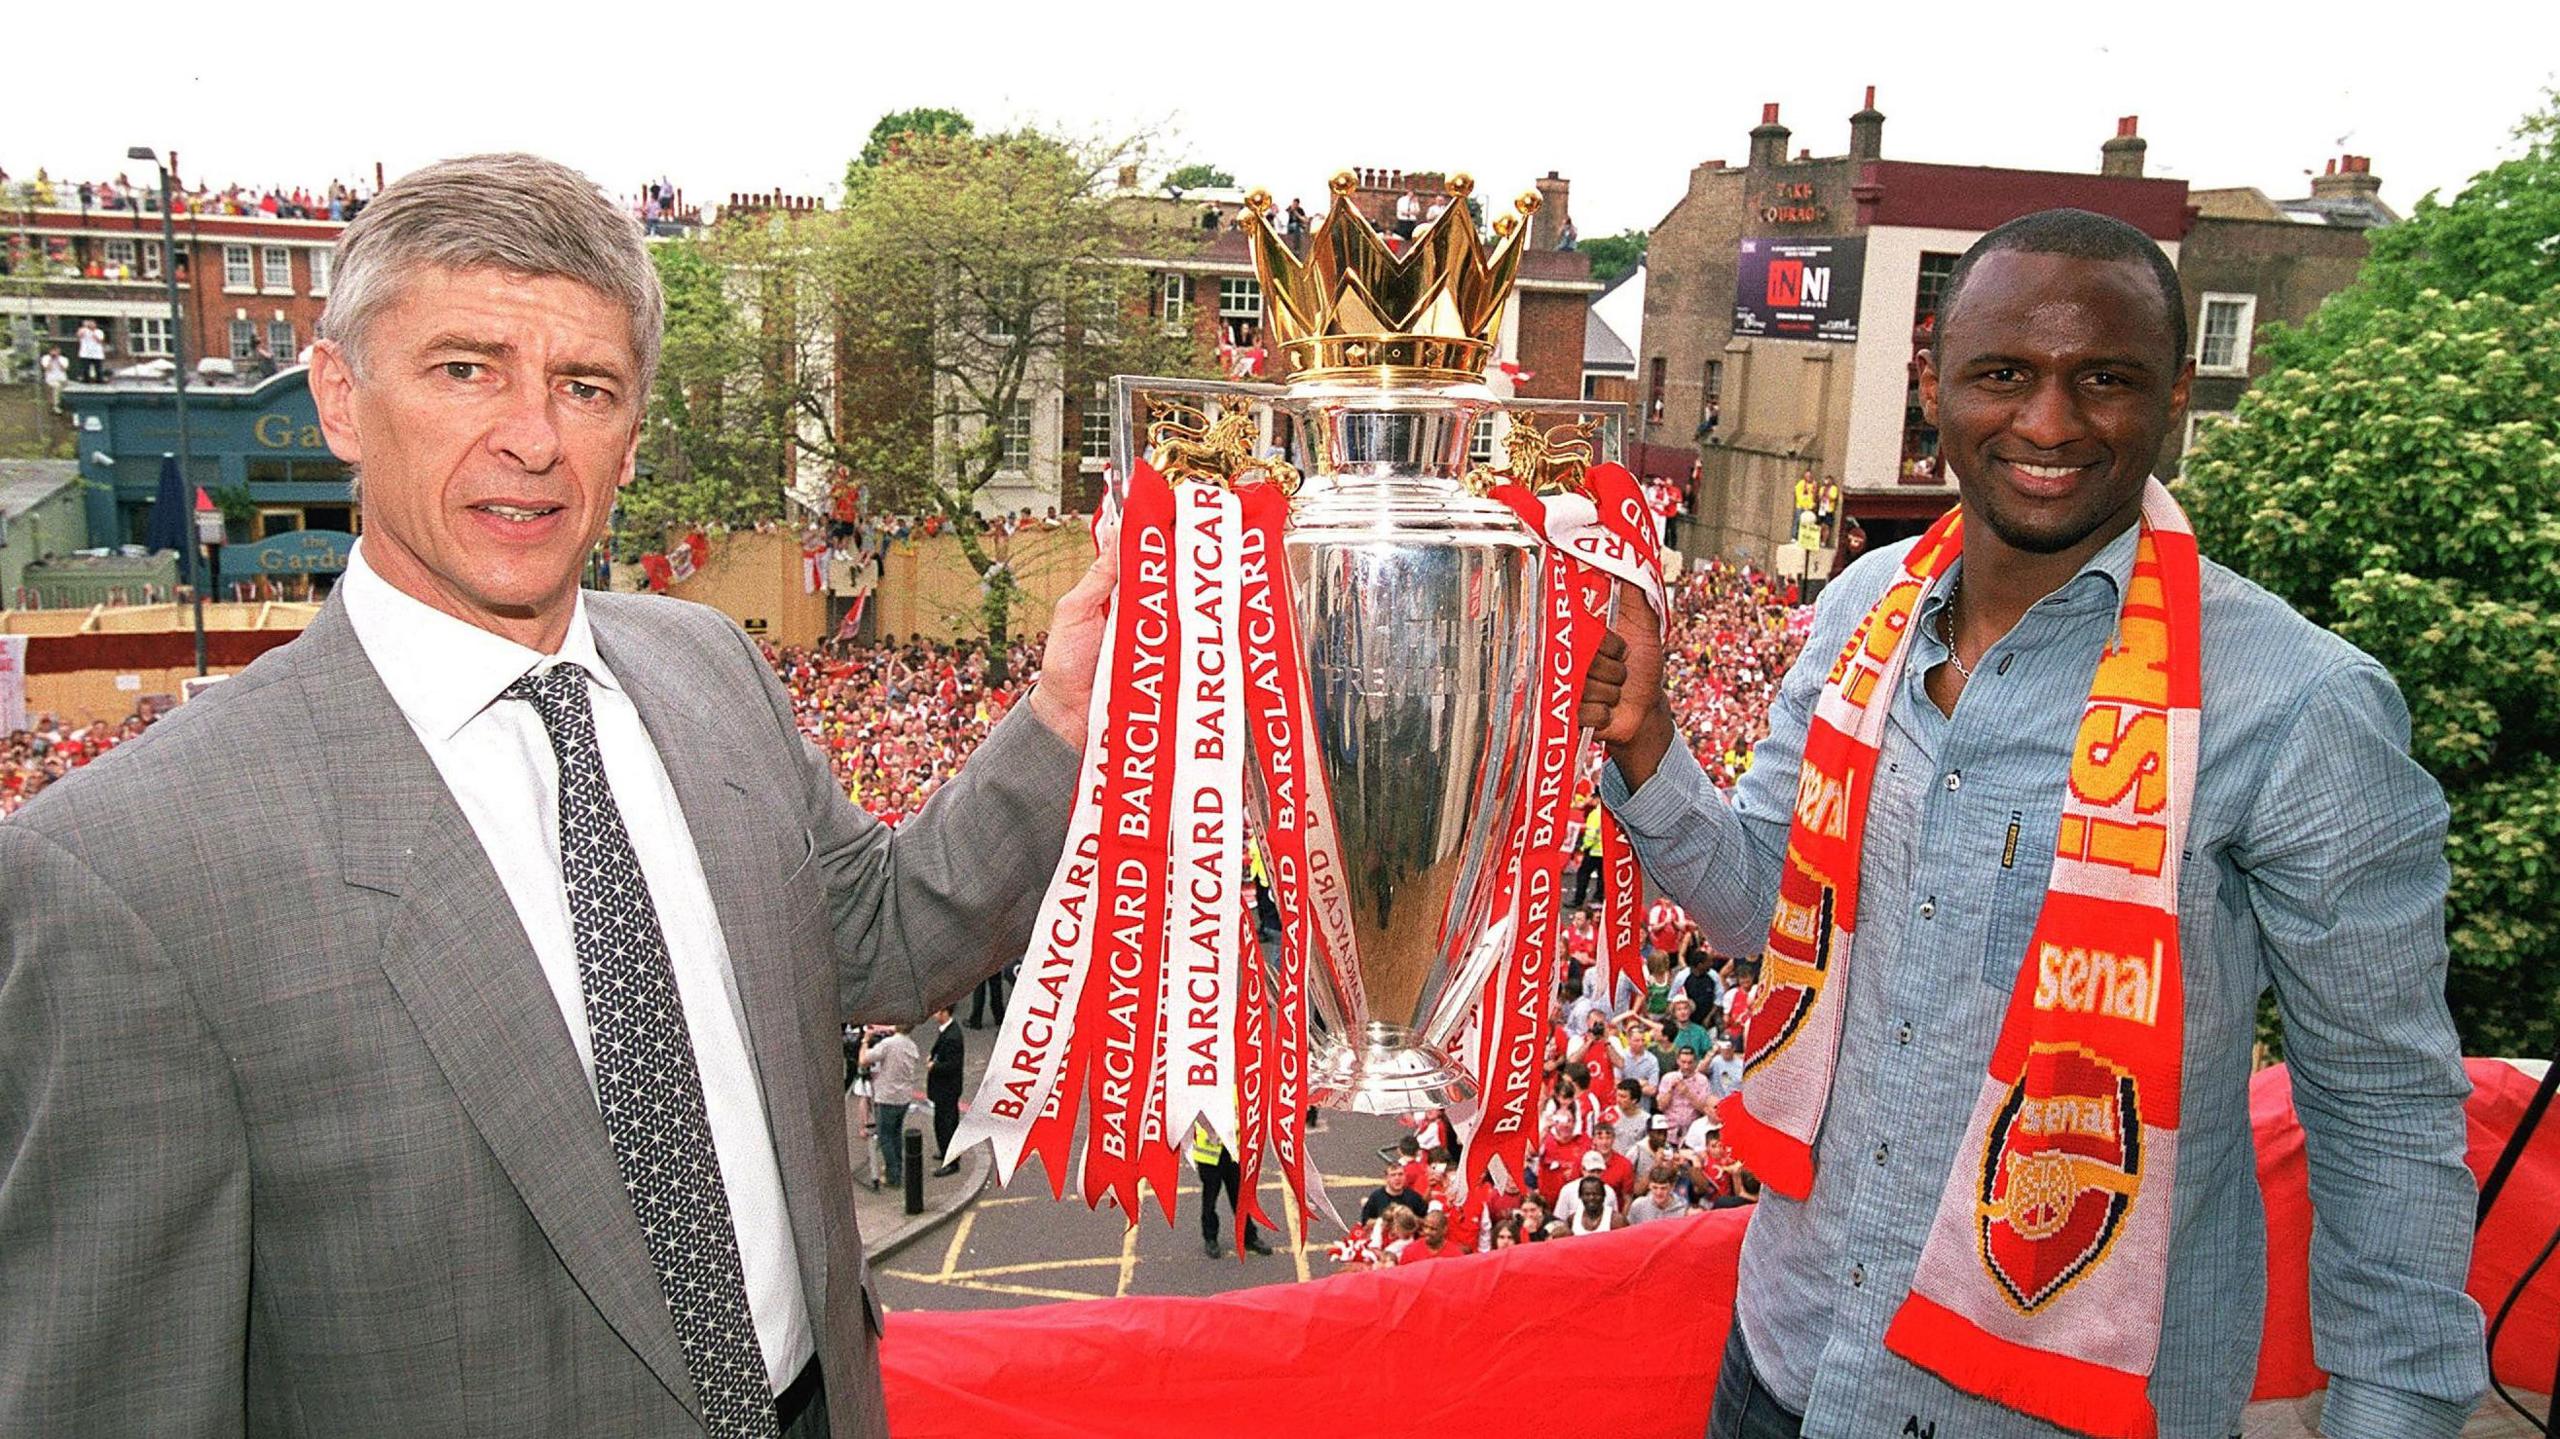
(722, 127), (1208, 671)
(1581, 228), (1648, 288)
(854, 108), (973, 172)
(1164, 163), (1235, 192)
(621, 236), (797, 548)
(2179, 106), (2560, 1056)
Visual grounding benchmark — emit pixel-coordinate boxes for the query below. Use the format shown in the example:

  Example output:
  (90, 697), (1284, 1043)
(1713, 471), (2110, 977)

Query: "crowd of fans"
(1, 706), (157, 819)
(1659, 557), (1810, 789)
(1, 166), (373, 220)
(764, 633), (1042, 826)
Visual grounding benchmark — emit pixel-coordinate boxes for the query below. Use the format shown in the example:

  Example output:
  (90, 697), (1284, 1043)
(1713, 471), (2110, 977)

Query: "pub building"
(1635, 94), (2394, 580)
(64, 366), (355, 600)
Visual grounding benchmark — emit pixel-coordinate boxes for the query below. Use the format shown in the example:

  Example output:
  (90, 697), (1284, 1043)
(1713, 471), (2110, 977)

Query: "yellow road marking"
(1114, 1216), (1141, 1297)
(878, 1272), (1102, 1303)
(1278, 1182), (1310, 1283)
(937, 1210), (975, 1279)
(945, 1257), (1129, 1280)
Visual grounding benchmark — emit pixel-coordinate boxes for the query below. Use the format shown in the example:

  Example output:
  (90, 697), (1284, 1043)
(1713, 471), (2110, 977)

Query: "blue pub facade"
(66, 367), (355, 592)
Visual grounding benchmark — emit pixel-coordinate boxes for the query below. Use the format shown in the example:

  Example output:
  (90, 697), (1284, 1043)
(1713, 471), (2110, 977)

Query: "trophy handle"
(1105, 375), (1290, 517)
(1491, 397), (1631, 468)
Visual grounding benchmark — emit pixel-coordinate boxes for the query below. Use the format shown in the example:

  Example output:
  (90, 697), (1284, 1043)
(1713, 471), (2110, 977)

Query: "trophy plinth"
(1310, 1024), (1476, 1114)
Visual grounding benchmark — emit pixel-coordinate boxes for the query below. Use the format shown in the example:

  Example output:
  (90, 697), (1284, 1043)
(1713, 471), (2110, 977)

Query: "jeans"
(1706, 1323), (1804, 1439)
(875, 1103), (910, 1185)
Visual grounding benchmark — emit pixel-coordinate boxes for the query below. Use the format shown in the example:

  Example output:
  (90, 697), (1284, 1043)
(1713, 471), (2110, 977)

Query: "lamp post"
(129, 146), (204, 676)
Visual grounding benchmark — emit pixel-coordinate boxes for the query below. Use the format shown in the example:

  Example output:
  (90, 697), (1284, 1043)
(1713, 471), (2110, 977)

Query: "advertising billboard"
(1735, 236), (1865, 343)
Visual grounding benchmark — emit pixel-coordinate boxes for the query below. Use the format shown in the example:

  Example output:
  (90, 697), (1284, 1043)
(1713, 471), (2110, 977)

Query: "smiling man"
(1582, 210), (2485, 1438)
(1, 154), (1109, 1438)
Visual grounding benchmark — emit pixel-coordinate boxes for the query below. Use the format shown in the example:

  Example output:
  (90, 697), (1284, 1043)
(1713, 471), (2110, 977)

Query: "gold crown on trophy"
(1242, 171), (1540, 385)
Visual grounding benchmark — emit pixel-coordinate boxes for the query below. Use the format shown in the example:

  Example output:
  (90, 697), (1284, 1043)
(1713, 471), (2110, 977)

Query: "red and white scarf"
(1721, 480), (2200, 1439)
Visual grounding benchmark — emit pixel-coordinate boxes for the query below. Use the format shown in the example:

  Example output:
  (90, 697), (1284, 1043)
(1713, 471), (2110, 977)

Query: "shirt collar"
(1917, 509), (2147, 622)
(339, 539), (620, 744)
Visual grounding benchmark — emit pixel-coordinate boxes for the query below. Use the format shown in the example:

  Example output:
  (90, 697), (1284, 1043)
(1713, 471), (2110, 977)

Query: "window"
(1080, 405), (1113, 463)
(1914, 252), (1959, 325)
(142, 241), (163, 280)
(998, 400), (1033, 469)
(307, 246), (331, 295)
(102, 238), (137, 275)
(1157, 272), (1188, 325)
(269, 320), (296, 360)
(223, 245), (254, 289)
(261, 246), (292, 291)
(1218, 276), (1262, 319)
(125, 315), (173, 356)
(2196, 293), (2257, 375)
(230, 318), (257, 360)
(1703, 358), (1724, 405)
(1470, 416), (1499, 465)
(1647, 357), (1666, 424)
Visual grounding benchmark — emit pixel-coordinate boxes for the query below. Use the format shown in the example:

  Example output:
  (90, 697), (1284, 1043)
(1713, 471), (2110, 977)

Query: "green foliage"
(1581, 228), (1648, 288)
(1164, 163), (1235, 192)
(2180, 285), (2560, 1056)
(855, 107), (974, 173)
(668, 125), (1210, 655)
(621, 237), (794, 548)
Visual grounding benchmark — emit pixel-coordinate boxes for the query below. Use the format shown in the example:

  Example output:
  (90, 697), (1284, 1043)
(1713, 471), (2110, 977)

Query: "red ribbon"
(1601, 808), (1642, 1008)
(1236, 481), (1318, 1236)
(1081, 466), (1181, 1217)
(1466, 484), (1616, 1188)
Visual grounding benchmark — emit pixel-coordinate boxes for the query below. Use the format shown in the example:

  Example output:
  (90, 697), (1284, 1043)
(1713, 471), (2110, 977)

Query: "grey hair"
(317, 152), (663, 395)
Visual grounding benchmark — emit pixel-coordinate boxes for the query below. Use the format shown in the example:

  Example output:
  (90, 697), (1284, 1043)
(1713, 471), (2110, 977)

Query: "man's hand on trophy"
(1026, 514), (1119, 749)
(1580, 581), (1676, 788)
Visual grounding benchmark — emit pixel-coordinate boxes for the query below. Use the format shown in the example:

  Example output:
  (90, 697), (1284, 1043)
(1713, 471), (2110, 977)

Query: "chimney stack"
(2310, 154), (2384, 203)
(1117, 162), (1138, 190)
(1849, 85), (1885, 162)
(2100, 115), (2147, 177)
(1749, 103), (1792, 170)
(1532, 171), (1571, 249)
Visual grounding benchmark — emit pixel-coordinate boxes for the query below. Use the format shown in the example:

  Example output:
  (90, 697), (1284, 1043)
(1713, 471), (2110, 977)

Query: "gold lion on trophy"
(1466, 414), (1603, 496)
(1146, 405), (1302, 494)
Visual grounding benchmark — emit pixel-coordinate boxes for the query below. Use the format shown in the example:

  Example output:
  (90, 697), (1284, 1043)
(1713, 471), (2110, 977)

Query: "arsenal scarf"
(1720, 480), (2200, 1439)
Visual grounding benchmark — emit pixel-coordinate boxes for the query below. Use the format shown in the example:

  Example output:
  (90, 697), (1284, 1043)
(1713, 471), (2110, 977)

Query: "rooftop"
(0, 459), (80, 523)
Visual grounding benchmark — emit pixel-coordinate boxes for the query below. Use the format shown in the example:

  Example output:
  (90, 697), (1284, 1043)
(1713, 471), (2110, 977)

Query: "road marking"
(1278, 1182), (1311, 1283)
(880, 1272), (1101, 1303)
(1114, 1216), (1141, 1297)
(944, 1257), (1128, 1281)
(937, 1210), (975, 1279)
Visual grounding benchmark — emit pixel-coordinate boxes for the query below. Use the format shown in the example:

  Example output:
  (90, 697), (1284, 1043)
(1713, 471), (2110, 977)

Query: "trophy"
(1111, 172), (1626, 1115)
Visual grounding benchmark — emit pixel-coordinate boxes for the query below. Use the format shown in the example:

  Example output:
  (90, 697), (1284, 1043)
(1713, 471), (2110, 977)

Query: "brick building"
(5, 195), (342, 386)
(2164, 155), (2395, 474)
(1638, 99), (2392, 570)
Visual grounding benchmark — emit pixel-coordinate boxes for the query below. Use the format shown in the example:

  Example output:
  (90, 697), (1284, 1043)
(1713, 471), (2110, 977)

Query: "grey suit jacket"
(0, 592), (1077, 1437)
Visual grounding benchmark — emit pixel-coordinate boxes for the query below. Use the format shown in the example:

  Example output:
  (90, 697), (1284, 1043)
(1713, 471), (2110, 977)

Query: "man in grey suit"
(0, 154), (1105, 1437)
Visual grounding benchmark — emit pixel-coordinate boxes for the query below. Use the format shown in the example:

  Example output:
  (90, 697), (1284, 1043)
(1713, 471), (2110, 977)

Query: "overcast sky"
(18, 2), (2554, 239)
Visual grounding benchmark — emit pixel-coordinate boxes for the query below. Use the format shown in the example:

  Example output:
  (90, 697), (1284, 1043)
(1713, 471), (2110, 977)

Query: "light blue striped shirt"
(1602, 524), (2487, 1439)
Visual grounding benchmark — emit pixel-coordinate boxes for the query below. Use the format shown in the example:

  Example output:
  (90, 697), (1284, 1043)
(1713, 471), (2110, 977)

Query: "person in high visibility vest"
(1192, 1121), (1272, 1257)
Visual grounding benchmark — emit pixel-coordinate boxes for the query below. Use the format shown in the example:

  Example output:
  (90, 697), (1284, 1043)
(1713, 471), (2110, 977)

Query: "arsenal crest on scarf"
(951, 170), (1665, 1238)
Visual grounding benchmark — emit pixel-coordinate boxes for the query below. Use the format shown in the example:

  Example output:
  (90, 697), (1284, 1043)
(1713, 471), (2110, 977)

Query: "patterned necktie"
(505, 663), (778, 1439)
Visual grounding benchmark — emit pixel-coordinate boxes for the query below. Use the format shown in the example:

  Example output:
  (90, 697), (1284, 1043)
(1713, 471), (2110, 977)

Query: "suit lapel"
(294, 599), (700, 1419)
(596, 606), (838, 1325)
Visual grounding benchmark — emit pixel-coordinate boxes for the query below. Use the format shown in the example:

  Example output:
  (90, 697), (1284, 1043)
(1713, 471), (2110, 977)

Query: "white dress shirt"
(339, 543), (814, 1390)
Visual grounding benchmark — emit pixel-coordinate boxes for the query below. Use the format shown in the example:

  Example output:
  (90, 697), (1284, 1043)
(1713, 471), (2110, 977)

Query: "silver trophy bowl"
(1113, 378), (1623, 1114)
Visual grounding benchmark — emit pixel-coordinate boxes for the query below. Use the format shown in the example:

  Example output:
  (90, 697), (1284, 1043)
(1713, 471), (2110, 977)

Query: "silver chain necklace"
(1940, 577), (1974, 680)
